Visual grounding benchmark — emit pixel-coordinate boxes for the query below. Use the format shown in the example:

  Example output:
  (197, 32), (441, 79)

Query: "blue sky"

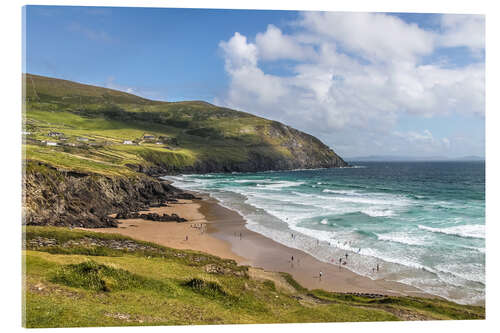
(24, 6), (485, 158)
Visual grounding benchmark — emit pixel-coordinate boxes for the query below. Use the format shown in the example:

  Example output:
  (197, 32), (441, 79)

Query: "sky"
(24, 6), (485, 159)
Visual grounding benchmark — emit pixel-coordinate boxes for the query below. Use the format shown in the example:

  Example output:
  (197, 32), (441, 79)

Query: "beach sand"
(90, 195), (432, 298)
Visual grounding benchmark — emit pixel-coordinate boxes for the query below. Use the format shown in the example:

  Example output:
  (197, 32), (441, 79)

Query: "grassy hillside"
(23, 227), (484, 327)
(23, 74), (346, 177)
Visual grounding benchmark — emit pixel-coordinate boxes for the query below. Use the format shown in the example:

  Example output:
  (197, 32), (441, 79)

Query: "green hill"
(22, 73), (346, 228)
(23, 73), (347, 176)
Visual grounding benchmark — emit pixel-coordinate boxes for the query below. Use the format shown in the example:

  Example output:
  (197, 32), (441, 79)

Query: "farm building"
(48, 131), (63, 137)
(46, 142), (58, 146)
(123, 140), (133, 145)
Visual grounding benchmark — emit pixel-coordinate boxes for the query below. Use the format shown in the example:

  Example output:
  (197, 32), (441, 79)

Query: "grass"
(23, 226), (484, 328)
(280, 272), (308, 293)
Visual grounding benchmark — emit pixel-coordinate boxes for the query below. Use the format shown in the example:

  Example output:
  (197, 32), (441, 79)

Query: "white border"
(2, 1), (498, 332)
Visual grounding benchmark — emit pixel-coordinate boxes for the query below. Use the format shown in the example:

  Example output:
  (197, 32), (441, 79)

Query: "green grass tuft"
(49, 260), (174, 294)
(183, 277), (227, 297)
(279, 272), (308, 293)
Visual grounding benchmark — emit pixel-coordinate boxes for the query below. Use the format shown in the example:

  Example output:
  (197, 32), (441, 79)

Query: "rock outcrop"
(23, 161), (187, 228)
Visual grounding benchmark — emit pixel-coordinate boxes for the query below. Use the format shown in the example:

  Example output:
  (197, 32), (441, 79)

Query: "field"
(23, 227), (485, 327)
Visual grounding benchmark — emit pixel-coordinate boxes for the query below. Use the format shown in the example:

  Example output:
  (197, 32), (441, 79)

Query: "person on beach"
(377, 264), (379, 272)
(239, 232), (242, 240)
(345, 253), (349, 260)
(185, 235), (188, 241)
(358, 248), (361, 253)
(319, 271), (323, 281)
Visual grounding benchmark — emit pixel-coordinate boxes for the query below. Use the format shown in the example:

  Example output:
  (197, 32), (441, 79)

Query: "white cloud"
(255, 24), (315, 61)
(299, 12), (436, 63)
(217, 12), (484, 157)
(392, 129), (455, 155)
(438, 14), (485, 52)
(219, 32), (258, 71)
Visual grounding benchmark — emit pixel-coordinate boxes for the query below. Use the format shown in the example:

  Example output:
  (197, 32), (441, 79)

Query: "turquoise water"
(167, 162), (485, 304)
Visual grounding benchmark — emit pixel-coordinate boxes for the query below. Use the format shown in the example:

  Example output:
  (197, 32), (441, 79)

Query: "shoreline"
(198, 194), (433, 297)
(89, 192), (437, 300)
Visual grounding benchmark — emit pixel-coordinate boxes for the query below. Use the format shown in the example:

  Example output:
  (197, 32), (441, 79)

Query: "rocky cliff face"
(23, 161), (187, 228)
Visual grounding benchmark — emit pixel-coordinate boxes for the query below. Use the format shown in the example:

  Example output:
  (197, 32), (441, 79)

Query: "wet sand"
(90, 195), (433, 298)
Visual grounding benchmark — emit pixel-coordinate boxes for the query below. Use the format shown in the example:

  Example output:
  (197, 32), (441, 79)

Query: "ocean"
(166, 161), (485, 305)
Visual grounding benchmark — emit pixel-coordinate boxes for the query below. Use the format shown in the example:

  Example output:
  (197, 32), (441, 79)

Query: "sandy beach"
(90, 194), (433, 298)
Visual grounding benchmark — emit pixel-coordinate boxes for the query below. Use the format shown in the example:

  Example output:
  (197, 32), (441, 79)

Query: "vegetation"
(23, 227), (484, 327)
(23, 74), (345, 177)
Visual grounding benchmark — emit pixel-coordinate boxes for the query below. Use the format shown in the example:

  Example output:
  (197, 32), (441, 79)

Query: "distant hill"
(346, 155), (484, 162)
(451, 156), (485, 161)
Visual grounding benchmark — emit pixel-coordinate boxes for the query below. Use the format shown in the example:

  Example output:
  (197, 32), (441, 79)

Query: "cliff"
(23, 161), (190, 228)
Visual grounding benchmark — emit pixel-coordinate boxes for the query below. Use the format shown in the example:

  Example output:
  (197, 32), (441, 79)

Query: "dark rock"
(115, 211), (187, 223)
(175, 192), (202, 200)
(23, 161), (182, 228)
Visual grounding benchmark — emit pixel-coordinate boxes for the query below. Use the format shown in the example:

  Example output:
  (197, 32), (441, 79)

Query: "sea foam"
(418, 224), (485, 239)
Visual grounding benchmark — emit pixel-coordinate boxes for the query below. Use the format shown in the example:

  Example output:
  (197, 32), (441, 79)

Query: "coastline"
(89, 191), (435, 300)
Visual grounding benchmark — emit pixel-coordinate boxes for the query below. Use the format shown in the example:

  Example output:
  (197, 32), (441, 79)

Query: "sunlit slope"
(24, 74), (347, 175)
(23, 227), (484, 327)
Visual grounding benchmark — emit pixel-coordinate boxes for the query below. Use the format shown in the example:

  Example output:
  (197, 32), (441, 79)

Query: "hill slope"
(23, 74), (347, 227)
(23, 227), (484, 327)
(24, 74), (347, 175)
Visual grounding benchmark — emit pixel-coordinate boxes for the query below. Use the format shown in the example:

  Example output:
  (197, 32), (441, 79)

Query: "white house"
(46, 142), (58, 146)
(123, 140), (133, 145)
